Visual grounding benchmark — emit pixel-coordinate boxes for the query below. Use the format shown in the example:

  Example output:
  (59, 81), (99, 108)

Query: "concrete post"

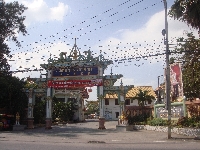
(163, 0), (171, 139)
(27, 88), (34, 129)
(99, 67), (104, 117)
(46, 70), (52, 129)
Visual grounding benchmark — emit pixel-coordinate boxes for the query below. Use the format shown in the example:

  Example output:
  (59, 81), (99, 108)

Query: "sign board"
(52, 66), (98, 77)
(48, 79), (103, 88)
(155, 104), (184, 119)
(170, 63), (183, 98)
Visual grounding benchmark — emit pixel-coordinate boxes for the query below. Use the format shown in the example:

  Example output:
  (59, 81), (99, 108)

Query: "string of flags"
(5, 0), (191, 75)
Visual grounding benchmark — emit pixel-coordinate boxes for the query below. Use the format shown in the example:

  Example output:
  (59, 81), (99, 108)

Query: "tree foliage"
(33, 96), (46, 124)
(169, 0), (200, 31)
(132, 89), (155, 106)
(0, 76), (28, 119)
(0, 0), (27, 75)
(85, 100), (99, 114)
(175, 33), (200, 98)
(52, 97), (77, 122)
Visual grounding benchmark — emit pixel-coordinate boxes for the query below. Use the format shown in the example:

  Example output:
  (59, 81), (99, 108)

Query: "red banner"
(48, 79), (102, 88)
(170, 63), (183, 98)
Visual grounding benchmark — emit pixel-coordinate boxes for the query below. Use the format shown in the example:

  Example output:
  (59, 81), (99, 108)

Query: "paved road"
(0, 120), (200, 150)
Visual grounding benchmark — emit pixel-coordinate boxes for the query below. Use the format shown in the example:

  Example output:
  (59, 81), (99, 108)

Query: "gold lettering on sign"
(59, 69), (64, 72)
(81, 72), (83, 75)
(88, 72), (90, 75)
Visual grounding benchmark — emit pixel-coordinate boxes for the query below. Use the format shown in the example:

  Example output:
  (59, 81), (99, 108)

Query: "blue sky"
(5, 0), (198, 100)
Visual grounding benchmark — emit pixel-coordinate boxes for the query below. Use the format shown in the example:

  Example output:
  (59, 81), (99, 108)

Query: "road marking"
(112, 140), (121, 142)
(153, 141), (166, 142)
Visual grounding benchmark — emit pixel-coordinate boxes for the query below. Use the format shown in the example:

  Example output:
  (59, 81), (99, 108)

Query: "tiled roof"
(126, 86), (156, 98)
(104, 86), (156, 99)
(104, 93), (118, 99)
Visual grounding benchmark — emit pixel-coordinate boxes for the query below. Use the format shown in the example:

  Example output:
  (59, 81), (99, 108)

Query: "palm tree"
(133, 89), (155, 107)
(132, 89), (155, 123)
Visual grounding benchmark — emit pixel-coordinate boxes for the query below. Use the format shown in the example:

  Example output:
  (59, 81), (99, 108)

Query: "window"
(105, 99), (109, 105)
(115, 99), (119, 105)
(115, 112), (119, 118)
(125, 99), (130, 105)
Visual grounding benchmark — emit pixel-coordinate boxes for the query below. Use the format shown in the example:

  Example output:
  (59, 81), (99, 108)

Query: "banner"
(48, 79), (103, 88)
(170, 63), (183, 98)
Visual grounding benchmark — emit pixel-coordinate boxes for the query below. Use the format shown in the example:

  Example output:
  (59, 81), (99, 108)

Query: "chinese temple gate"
(26, 39), (134, 129)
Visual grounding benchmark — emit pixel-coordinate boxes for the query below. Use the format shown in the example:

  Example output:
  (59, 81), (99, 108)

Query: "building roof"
(104, 86), (156, 99)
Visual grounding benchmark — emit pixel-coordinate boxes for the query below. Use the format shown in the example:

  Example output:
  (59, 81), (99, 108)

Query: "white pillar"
(27, 88), (34, 128)
(77, 94), (81, 121)
(46, 92), (52, 118)
(99, 67), (104, 117)
(46, 70), (52, 129)
(99, 86), (104, 117)
(28, 88), (33, 118)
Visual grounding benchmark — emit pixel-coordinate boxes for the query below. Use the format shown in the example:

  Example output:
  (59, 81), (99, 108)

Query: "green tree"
(132, 89), (155, 106)
(0, 0), (27, 75)
(0, 76), (28, 120)
(33, 96), (45, 124)
(175, 33), (200, 98)
(85, 100), (99, 115)
(52, 97), (77, 122)
(131, 89), (155, 123)
(169, 0), (200, 32)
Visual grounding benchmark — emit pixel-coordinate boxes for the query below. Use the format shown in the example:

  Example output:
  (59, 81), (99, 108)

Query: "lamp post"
(163, 0), (171, 139)
(157, 75), (163, 103)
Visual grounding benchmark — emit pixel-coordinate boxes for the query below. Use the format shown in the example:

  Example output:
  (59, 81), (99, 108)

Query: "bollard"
(98, 117), (106, 129)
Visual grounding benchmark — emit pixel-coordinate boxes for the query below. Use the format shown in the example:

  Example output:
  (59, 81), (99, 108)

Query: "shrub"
(127, 114), (150, 125)
(148, 118), (167, 126)
(176, 116), (200, 128)
(194, 122), (200, 128)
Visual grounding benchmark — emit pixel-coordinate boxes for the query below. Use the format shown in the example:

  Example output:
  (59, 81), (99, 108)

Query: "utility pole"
(158, 76), (160, 88)
(157, 75), (163, 103)
(157, 76), (160, 103)
(163, 0), (171, 139)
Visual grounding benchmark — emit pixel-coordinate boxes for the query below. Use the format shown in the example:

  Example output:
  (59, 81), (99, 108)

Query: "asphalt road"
(0, 120), (200, 150)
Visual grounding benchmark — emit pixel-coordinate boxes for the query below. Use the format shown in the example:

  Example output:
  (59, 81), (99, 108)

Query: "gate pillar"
(45, 70), (52, 129)
(27, 88), (34, 129)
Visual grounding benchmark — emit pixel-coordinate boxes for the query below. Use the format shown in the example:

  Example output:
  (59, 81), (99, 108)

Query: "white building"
(103, 86), (157, 120)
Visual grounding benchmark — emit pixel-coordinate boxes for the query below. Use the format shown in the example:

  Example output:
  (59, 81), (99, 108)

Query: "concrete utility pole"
(157, 75), (163, 103)
(163, 0), (171, 139)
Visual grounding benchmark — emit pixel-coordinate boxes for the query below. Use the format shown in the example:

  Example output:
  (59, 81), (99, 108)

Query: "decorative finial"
(74, 38), (77, 46)
(120, 79), (123, 86)
(110, 66), (113, 76)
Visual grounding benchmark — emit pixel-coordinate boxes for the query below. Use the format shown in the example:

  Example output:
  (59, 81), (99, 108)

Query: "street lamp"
(163, 0), (171, 139)
(157, 75), (163, 104)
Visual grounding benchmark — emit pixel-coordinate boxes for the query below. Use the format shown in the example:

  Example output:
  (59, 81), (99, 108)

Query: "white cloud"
(5, 0), (70, 25)
(97, 9), (198, 66)
(50, 2), (69, 21)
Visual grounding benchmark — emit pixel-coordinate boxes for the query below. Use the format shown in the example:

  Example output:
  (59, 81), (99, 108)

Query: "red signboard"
(48, 79), (102, 88)
(170, 63), (183, 98)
